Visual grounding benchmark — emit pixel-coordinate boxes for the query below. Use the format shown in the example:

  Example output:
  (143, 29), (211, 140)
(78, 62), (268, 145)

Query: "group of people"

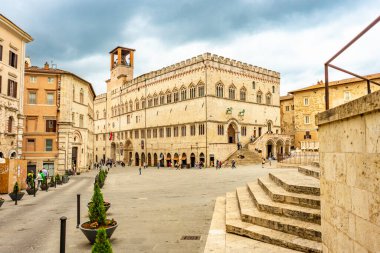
(26, 168), (49, 189)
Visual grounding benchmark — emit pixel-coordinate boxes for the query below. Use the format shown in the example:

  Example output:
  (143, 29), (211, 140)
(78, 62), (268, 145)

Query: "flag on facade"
(109, 132), (113, 140)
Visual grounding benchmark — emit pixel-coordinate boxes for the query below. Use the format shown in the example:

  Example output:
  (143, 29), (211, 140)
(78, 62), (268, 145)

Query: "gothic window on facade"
(80, 88), (84, 103)
(198, 83), (205, 97)
(240, 88), (246, 101)
(190, 125), (196, 136)
(228, 85), (236, 100)
(147, 129), (151, 138)
(141, 129), (146, 138)
(160, 95), (165, 105)
(252, 81), (256, 89)
(166, 127), (171, 137)
(153, 128), (158, 138)
(127, 115), (130, 124)
(266, 93), (272, 105)
(189, 85), (196, 99)
(199, 124), (205, 135)
(173, 91), (179, 102)
(141, 100), (146, 109)
(181, 125), (186, 136)
(256, 91), (262, 104)
(217, 124), (224, 135)
(135, 100), (139, 110)
(129, 102), (133, 111)
(241, 126), (247, 136)
(216, 83), (224, 98)
(180, 88), (187, 100)
(159, 128), (164, 138)
(154, 96), (158, 106)
(148, 98), (153, 107)
(166, 92), (172, 103)
(134, 130), (139, 139)
(174, 126), (179, 137)
(272, 85), (275, 93)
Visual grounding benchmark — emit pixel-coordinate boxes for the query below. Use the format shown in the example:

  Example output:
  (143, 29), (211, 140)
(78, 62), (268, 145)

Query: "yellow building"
(94, 47), (282, 167)
(23, 62), (95, 174)
(284, 73), (380, 150)
(0, 14), (33, 159)
(280, 94), (295, 148)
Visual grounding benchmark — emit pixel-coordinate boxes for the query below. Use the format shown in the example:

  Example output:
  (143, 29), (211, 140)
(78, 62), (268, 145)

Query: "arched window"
(216, 83), (224, 98)
(189, 84), (196, 99)
(153, 94), (159, 106)
(240, 88), (246, 101)
(252, 81), (256, 89)
(135, 99), (140, 110)
(8, 116), (13, 133)
(125, 102), (128, 113)
(180, 87), (187, 100)
(72, 87), (75, 101)
(129, 101), (133, 111)
(228, 85), (236, 100)
(197, 82), (205, 97)
(266, 93), (272, 105)
(173, 89), (179, 102)
(141, 99), (146, 109)
(272, 85), (275, 93)
(96, 111), (99, 119)
(80, 88), (84, 103)
(159, 93), (165, 105)
(166, 91), (172, 104)
(121, 103), (124, 114)
(256, 91), (262, 104)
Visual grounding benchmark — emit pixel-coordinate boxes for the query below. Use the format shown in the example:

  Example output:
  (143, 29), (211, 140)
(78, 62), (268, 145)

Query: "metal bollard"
(15, 195), (17, 205)
(60, 216), (67, 253)
(76, 194), (80, 228)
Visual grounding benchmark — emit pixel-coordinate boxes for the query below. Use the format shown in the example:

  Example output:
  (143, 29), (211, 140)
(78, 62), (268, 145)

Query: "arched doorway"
(190, 153), (195, 167)
(111, 142), (116, 161)
(266, 140), (274, 158)
(276, 139), (284, 157)
(227, 123), (237, 143)
(135, 152), (140, 166)
(141, 152), (146, 166)
(159, 153), (164, 167)
(173, 153), (179, 166)
(124, 140), (133, 164)
(154, 153), (158, 167)
(148, 153), (152, 166)
(0, 152), (4, 158)
(166, 153), (172, 167)
(200, 152), (205, 164)
(10, 151), (17, 159)
(181, 153), (187, 168)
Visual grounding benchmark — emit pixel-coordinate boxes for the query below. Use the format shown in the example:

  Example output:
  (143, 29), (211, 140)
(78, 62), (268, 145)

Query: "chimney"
(44, 62), (49, 70)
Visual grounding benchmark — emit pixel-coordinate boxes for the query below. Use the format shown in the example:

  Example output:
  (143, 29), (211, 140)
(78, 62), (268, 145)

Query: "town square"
(0, 1), (379, 252)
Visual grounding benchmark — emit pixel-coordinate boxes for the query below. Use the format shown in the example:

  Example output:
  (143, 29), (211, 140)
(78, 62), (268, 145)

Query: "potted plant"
(80, 183), (117, 244)
(87, 200), (111, 212)
(9, 182), (25, 201)
(92, 228), (113, 253)
(40, 177), (49, 191)
(26, 173), (38, 195)
(0, 197), (4, 208)
(96, 171), (105, 188)
(49, 176), (55, 187)
(55, 174), (62, 185)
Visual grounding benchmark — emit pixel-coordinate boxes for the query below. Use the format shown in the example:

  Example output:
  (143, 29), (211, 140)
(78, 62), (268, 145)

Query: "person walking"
(157, 162), (160, 169)
(262, 157), (266, 168)
(36, 170), (43, 189)
(231, 159), (236, 169)
(216, 160), (219, 170)
(268, 156), (272, 167)
(139, 167), (142, 175)
(143, 162), (147, 169)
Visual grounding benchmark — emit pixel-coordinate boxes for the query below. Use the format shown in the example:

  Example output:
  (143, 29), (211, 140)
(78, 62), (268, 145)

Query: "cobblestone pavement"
(0, 162), (291, 253)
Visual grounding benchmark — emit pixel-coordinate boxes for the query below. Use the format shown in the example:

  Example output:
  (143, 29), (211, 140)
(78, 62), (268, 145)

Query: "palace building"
(23, 62), (95, 175)
(94, 47), (282, 167)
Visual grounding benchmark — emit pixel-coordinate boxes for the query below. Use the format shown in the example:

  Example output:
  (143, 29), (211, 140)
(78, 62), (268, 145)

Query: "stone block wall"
(317, 90), (380, 253)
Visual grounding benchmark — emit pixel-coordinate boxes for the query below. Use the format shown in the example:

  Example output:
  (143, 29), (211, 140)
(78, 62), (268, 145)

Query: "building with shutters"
(23, 62), (95, 175)
(0, 14), (33, 159)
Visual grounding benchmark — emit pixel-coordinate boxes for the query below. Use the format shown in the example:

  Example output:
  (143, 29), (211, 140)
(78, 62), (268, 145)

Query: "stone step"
(298, 165), (320, 179)
(269, 171), (320, 196)
(247, 182), (321, 224)
(311, 161), (319, 168)
(225, 192), (322, 253)
(236, 187), (321, 242)
(258, 176), (320, 209)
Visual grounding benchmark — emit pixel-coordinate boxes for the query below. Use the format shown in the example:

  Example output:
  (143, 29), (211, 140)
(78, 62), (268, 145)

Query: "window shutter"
(7, 80), (10, 96)
(14, 82), (17, 98)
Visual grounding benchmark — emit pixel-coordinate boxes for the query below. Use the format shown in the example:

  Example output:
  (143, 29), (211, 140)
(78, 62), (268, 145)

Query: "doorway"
(72, 147), (78, 172)
(190, 153), (195, 167)
(227, 124), (236, 143)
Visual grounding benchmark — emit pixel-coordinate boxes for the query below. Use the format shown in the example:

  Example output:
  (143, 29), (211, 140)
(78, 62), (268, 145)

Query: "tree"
(89, 183), (106, 226)
(91, 228), (112, 253)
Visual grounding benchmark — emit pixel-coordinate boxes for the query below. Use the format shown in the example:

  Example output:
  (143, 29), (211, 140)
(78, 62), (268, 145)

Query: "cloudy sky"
(2, 0), (379, 95)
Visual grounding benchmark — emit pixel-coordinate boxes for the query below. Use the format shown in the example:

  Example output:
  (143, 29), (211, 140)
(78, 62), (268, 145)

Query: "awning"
(173, 157), (179, 161)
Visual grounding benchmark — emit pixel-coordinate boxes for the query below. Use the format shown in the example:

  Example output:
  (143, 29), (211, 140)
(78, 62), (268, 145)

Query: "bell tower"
(109, 46), (135, 82)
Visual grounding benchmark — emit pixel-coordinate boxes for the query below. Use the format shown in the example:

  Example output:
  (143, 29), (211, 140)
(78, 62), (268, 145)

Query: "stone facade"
(317, 90), (380, 253)
(280, 95), (295, 147)
(286, 74), (380, 149)
(94, 47), (281, 167)
(23, 64), (95, 174)
(0, 14), (33, 159)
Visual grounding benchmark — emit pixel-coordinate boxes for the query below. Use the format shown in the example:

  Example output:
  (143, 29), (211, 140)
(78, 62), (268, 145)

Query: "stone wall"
(317, 90), (380, 253)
